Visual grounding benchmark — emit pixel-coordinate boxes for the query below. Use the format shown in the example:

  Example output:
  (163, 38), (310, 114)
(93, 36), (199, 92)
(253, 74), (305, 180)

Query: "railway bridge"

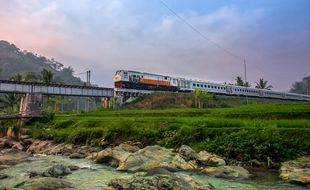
(0, 80), (114, 119)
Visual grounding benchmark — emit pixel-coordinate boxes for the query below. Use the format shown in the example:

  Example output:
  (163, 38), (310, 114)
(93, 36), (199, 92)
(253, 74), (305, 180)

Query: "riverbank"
(1, 137), (309, 189)
(28, 103), (310, 166)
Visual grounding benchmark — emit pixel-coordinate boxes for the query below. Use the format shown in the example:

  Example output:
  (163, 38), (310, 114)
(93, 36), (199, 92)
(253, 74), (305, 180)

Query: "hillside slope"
(0, 40), (82, 85)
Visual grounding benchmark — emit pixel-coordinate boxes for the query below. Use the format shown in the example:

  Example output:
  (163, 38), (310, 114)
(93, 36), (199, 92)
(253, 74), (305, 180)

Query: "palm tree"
(24, 71), (38, 82)
(0, 94), (19, 112)
(235, 76), (244, 86)
(255, 78), (273, 90)
(235, 76), (250, 87)
(40, 68), (54, 84)
(9, 72), (23, 82)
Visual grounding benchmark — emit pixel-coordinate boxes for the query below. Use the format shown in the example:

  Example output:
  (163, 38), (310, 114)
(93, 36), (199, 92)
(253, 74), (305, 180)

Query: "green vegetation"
(28, 103), (310, 164)
(0, 40), (82, 85)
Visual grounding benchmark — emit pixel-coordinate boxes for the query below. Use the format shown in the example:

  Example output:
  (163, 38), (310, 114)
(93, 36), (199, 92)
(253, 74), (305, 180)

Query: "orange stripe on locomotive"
(139, 78), (171, 86)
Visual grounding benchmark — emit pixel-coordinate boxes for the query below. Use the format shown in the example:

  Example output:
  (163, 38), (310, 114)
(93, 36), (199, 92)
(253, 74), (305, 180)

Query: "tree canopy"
(255, 78), (273, 90)
(235, 76), (250, 87)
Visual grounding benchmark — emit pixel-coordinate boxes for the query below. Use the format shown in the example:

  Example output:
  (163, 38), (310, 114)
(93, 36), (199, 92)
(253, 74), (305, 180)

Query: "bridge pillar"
(19, 93), (43, 119)
(101, 97), (111, 108)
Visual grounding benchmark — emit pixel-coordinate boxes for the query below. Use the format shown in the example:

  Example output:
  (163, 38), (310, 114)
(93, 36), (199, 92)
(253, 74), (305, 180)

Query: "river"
(0, 154), (307, 190)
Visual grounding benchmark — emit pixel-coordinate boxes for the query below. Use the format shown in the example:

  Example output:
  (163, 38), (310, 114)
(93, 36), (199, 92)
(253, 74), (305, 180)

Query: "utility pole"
(244, 59), (248, 105)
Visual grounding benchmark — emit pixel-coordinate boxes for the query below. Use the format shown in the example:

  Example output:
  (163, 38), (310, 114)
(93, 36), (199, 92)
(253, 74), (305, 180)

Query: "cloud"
(0, 1), (309, 91)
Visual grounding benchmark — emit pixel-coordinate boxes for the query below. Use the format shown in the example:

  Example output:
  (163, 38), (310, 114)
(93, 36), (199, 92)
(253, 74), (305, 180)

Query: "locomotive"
(114, 70), (310, 101)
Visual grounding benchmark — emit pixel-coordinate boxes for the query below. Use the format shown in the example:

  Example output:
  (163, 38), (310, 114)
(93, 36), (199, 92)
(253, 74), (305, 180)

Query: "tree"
(40, 68), (54, 84)
(255, 78), (273, 90)
(290, 76), (310, 95)
(0, 94), (19, 111)
(9, 72), (23, 82)
(235, 76), (250, 87)
(24, 71), (38, 82)
(192, 89), (214, 108)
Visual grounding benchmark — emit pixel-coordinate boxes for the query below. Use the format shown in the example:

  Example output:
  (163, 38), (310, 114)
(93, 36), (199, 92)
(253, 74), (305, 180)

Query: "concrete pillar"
(19, 93), (43, 118)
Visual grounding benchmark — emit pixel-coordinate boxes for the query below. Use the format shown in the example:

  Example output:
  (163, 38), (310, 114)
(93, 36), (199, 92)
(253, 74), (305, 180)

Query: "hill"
(0, 40), (83, 85)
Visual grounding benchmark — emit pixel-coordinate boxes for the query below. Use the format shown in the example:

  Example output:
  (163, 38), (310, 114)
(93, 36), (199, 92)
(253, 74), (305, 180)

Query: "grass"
(27, 102), (310, 164)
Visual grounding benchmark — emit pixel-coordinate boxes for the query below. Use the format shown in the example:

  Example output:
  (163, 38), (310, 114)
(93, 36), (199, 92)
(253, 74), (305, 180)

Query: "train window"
(208, 85), (210, 88)
(193, 84), (196, 87)
(197, 84), (200, 87)
(164, 77), (167, 80)
(141, 76), (144, 78)
(204, 85), (207, 88)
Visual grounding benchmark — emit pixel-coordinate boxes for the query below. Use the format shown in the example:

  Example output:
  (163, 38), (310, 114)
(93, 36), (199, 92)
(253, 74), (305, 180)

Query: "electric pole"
(244, 59), (248, 105)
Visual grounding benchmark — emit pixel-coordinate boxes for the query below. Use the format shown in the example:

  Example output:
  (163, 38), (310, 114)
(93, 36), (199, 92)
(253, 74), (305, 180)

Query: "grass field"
(29, 102), (310, 164)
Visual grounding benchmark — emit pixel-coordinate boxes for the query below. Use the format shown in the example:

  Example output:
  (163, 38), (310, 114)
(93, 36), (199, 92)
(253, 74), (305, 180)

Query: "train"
(114, 70), (310, 101)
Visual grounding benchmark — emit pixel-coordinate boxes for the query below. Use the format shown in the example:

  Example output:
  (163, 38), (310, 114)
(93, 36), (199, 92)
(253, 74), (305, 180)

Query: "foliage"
(40, 68), (54, 84)
(255, 78), (273, 90)
(290, 76), (310, 95)
(235, 76), (250, 87)
(192, 90), (214, 108)
(0, 40), (83, 85)
(27, 103), (310, 164)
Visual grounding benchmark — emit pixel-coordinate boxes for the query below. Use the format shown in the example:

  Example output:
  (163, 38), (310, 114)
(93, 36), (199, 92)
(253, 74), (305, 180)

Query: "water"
(0, 155), (308, 190)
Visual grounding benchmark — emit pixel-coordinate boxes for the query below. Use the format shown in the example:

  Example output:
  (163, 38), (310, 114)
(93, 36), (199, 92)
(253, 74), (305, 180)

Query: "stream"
(0, 154), (307, 190)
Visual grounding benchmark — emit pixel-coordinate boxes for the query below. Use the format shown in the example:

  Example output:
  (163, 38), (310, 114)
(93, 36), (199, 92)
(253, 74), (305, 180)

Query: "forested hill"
(0, 40), (83, 85)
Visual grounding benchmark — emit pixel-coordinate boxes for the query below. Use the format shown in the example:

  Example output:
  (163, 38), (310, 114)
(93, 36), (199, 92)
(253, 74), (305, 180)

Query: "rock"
(201, 166), (250, 179)
(27, 140), (53, 154)
(117, 145), (196, 172)
(178, 145), (199, 161)
(17, 177), (73, 190)
(0, 149), (29, 165)
(250, 159), (262, 167)
(279, 156), (310, 184)
(68, 165), (80, 171)
(43, 164), (72, 177)
(100, 140), (110, 148)
(69, 153), (85, 159)
(11, 141), (25, 151)
(197, 151), (226, 167)
(0, 164), (10, 170)
(118, 143), (140, 153)
(95, 146), (132, 167)
(0, 137), (13, 149)
(0, 174), (9, 180)
(48, 143), (74, 156)
(104, 168), (210, 190)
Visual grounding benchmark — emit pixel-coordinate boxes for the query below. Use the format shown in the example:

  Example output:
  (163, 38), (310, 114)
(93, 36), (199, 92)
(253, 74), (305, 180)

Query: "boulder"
(16, 177), (73, 190)
(0, 174), (9, 180)
(11, 141), (25, 151)
(0, 149), (29, 165)
(69, 153), (85, 159)
(118, 143), (140, 153)
(279, 156), (310, 184)
(201, 166), (250, 179)
(178, 145), (199, 161)
(117, 145), (197, 172)
(0, 137), (13, 149)
(104, 168), (210, 190)
(95, 146), (132, 167)
(43, 164), (72, 177)
(27, 140), (53, 154)
(197, 151), (226, 167)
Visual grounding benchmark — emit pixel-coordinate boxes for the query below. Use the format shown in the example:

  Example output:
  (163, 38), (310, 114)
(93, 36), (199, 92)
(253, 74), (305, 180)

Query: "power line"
(159, 0), (244, 61)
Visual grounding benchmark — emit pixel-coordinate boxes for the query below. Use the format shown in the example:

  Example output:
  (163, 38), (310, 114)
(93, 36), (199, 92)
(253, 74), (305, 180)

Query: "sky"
(0, 0), (309, 91)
